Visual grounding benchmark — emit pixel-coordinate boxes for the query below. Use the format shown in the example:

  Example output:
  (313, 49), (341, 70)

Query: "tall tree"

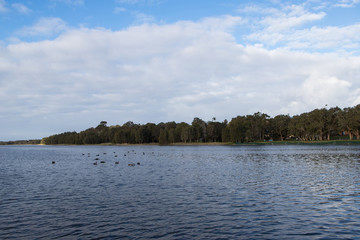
(207, 120), (224, 142)
(271, 114), (291, 141)
(308, 109), (327, 140)
(325, 107), (341, 140)
(228, 116), (249, 143)
(192, 117), (207, 142)
(339, 105), (360, 140)
(159, 129), (169, 145)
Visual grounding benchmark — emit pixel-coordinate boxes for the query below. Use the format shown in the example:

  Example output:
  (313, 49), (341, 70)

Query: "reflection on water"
(1, 145), (360, 239)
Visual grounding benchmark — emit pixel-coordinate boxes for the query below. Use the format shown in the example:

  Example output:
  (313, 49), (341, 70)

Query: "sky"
(1, 0), (360, 140)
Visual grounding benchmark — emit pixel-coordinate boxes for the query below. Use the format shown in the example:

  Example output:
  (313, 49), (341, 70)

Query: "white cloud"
(334, 0), (360, 8)
(133, 12), (156, 24)
(261, 7), (326, 32)
(301, 74), (352, 107)
(199, 15), (245, 32)
(286, 24), (360, 51)
(1, 15), (360, 139)
(16, 17), (68, 38)
(114, 7), (126, 14)
(242, 2), (360, 54)
(239, 3), (326, 32)
(248, 22), (360, 53)
(12, 3), (31, 14)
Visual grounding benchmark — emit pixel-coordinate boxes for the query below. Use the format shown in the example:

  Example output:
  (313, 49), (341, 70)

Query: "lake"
(1, 145), (360, 239)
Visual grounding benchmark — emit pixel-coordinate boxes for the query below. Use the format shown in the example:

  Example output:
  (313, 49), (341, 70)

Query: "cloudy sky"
(1, 0), (360, 140)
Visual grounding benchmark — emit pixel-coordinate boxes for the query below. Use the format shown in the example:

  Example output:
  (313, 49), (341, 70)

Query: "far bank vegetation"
(41, 105), (360, 145)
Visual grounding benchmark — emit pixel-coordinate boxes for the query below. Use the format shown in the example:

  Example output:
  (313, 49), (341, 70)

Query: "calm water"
(1, 145), (360, 239)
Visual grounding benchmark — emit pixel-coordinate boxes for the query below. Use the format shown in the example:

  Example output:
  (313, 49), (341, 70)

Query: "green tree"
(271, 114), (290, 141)
(207, 120), (224, 142)
(159, 129), (169, 145)
(338, 105), (360, 140)
(325, 107), (341, 140)
(175, 122), (191, 143)
(308, 109), (327, 140)
(227, 116), (249, 143)
(192, 117), (207, 142)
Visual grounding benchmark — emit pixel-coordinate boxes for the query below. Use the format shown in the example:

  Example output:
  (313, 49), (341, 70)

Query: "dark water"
(1, 145), (360, 239)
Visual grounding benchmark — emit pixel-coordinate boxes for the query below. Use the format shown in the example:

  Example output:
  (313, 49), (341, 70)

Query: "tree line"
(0, 139), (41, 145)
(41, 105), (360, 145)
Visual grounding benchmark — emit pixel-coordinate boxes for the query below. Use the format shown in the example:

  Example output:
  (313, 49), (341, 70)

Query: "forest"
(40, 105), (360, 145)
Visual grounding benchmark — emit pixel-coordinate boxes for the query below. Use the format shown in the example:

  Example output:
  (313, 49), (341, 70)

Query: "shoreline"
(2, 140), (360, 146)
(41, 140), (360, 146)
(232, 140), (360, 145)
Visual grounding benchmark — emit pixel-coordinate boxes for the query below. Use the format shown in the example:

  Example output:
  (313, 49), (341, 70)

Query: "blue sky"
(1, 0), (360, 140)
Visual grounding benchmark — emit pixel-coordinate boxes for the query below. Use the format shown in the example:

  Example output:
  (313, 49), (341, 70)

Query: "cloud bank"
(1, 3), (360, 140)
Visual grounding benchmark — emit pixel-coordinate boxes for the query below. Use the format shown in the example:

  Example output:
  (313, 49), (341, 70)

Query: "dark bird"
(93, 162), (97, 165)
(115, 161), (119, 164)
(100, 161), (105, 163)
(137, 162), (140, 165)
(52, 161), (55, 164)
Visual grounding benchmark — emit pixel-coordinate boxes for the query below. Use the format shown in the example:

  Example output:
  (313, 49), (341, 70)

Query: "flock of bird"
(51, 150), (154, 166)
(84, 150), (148, 166)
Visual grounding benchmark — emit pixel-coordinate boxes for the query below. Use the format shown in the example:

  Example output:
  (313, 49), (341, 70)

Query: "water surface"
(1, 145), (360, 239)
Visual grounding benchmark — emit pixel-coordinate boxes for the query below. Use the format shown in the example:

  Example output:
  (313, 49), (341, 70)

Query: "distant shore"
(231, 140), (360, 145)
(0, 139), (41, 145)
(2, 140), (360, 146)
(40, 140), (360, 146)
(91, 140), (360, 146)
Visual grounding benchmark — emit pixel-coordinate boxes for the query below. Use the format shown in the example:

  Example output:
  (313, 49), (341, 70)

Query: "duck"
(115, 161), (119, 164)
(128, 163), (135, 167)
(93, 162), (97, 165)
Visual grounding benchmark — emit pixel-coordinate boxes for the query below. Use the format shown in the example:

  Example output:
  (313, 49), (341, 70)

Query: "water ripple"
(1, 145), (360, 239)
